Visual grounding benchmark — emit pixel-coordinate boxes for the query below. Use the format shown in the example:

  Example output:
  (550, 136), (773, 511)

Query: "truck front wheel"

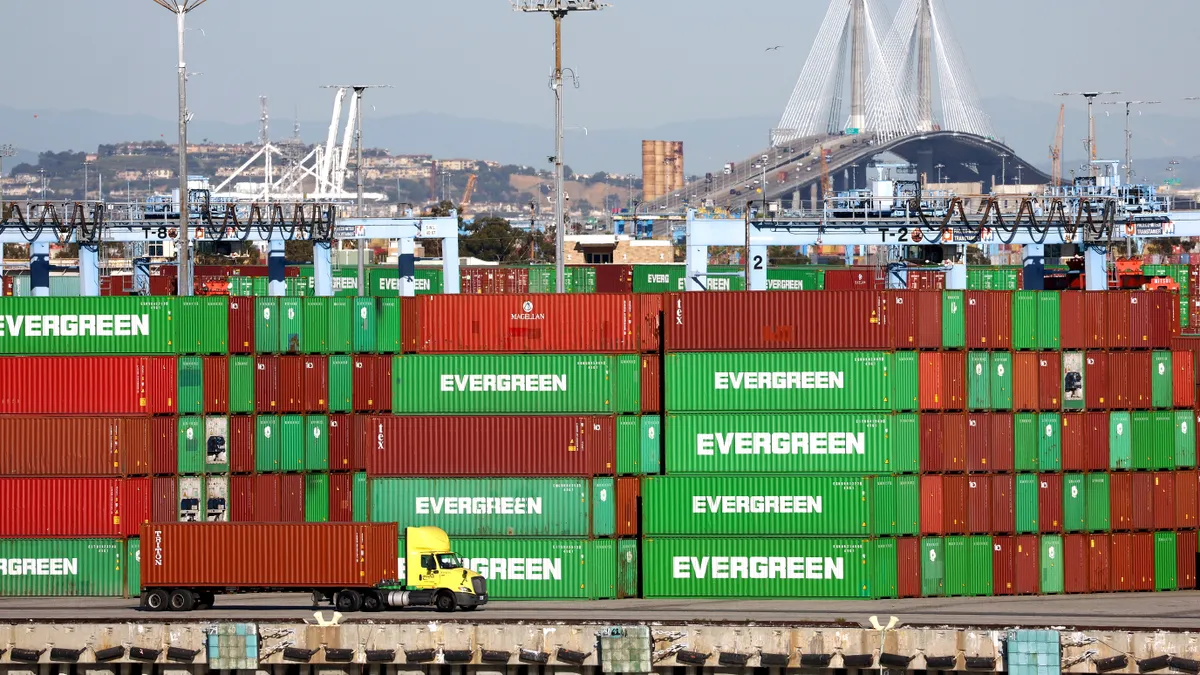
(435, 591), (457, 612)
(335, 590), (362, 612)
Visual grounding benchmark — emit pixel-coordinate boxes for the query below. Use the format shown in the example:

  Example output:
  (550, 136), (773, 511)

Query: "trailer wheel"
(144, 589), (169, 612)
(334, 590), (362, 612)
(361, 590), (384, 613)
(196, 592), (216, 610)
(169, 589), (195, 612)
(435, 591), (457, 612)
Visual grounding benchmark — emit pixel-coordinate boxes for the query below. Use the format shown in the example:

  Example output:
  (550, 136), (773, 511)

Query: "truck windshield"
(436, 554), (462, 569)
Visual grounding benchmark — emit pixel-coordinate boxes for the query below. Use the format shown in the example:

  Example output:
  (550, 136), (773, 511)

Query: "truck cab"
(404, 526), (488, 611)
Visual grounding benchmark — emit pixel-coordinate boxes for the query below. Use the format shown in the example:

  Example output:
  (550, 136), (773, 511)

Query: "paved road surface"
(2, 593), (1199, 629)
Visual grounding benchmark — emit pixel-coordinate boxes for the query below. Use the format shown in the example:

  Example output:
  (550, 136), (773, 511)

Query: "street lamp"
(1101, 100), (1161, 184)
(934, 163), (945, 184)
(1055, 91), (1121, 177)
(998, 153), (1009, 186)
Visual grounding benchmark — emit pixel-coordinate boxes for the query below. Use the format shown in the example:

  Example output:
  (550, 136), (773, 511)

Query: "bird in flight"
(765, 45), (783, 51)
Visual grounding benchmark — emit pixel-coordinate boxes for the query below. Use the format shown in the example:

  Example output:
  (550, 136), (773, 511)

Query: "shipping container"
(966, 414), (991, 472)
(178, 297), (229, 354)
(228, 356), (254, 414)
(921, 475), (945, 535)
(1132, 473), (1155, 531)
(302, 356), (329, 412)
(352, 355), (391, 412)
(641, 354), (661, 414)
(1063, 533), (1087, 593)
(1177, 470), (1199, 529)
(1109, 472), (1133, 531)
(0, 538), (127, 597)
(278, 356), (304, 413)
(0, 477), (147, 537)
(944, 475), (968, 534)
(0, 356), (176, 415)
(872, 475), (919, 536)
(1038, 474), (1063, 533)
(1110, 412), (1132, 470)
(1037, 352), (1061, 410)
(1179, 530), (1198, 590)
(942, 291), (965, 349)
(967, 476), (992, 534)
(889, 291), (919, 349)
(965, 291), (1013, 350)
(1132, 531), (1155, 591)
(1036, 292), (1061, 350)
(1014, 535), (1040, 594)
(0, 416), (150, 476)
(1015, 474), (1039, 533)
(0, 297), (179, 355)
(1176, 351), (1196, 409)
(615, 477), (639, 537)
(1107, 292), (1132, 349)
(1085, 411), (1110, 471)
(1012, 352), (1038, 411)
(991, 413), (1015, 472)
(993, 535), (1015, 595)
(992, 474), (1015, 534)
(227, 297), (254, 354)
(895, 536), (920, 598)
(921, 536), (944, 596)
(177, 356), (204, 414)
(201, 356), (229, 414)
(368, 415), (616, 476)
(617, 415), (661, 475)
(1061, 413), (1084, 471)
(1087, 533), (1111, 592)
(421, 537), (616, 599)
(1155, 531), (1177, 591)
(873, 538), (898, 599)
(1085, 473), (1111, 532)
(1014, 413), (1038, 472)
(1085, 351), (1109, 409)
(1111, 533), (1134, 591)
(1154, 472), (1176, 531)
(1062, 474), (1086, 532)
(1040, 534), (1064, 594)
(1038, 413), (1062, 471)
(328, 356), (352, 413)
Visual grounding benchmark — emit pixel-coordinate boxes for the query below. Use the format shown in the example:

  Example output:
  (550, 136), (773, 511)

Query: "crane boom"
(461, 174), (478, 207)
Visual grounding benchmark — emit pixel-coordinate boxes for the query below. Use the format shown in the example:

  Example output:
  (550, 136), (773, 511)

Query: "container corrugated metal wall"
(0, 356), (177, 415)
(0, 297), (178, 354)
(0, 478), (146, 537)
(0, 416), (150, 476)
(0, 538), (127, 597)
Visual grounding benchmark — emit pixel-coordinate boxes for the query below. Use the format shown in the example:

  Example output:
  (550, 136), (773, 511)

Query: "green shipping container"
(369, 267), (444, 296)
(942, 291), (965, 349)
(1110, 412), (1132, 470)
(991, 352), (1013, 410)
(641, 537), (872, 598)
(968, 535), (994, 596)
(1016, 474), (1039, 533)
(921, 537), (945, 597)
(377, 298), (402, 354)
(0, 297), (178, 355)
(632, 265), (686, 293)
(872, 475), (920, 536)
(1036, 292), (1061, 350)
(279, 297), (303, 353)
(408, 537), (615, 600)
(1177, 411), (1196, 468)
(968, 268), (1020, 291)
(1153, 411), (1175, 469)
(254, 298), (279, 353)
(1155, 531), (1178, 591)
(1038, 413), (1062, 472)
(352, 297), (378, 353)
(1085, 473), (1110, 532)
(767, 266), (826, 291)
(280, 415), (305, 472)
(944, 536), (975, 597)
(305, 473), (329, 522)
(178, 297), (228, 354)
(1063, 474), (1086, 532)
(177, 356), (204, 414)
(177, 416), (205, 475)
(0, 538), (125, 596)
(665, 351), (905, 413)
(1152, 351), (1173, 409)
(1014, 413), (1039, 472)
(641, 475), (871, 536)
(301, 297), (330, 353)
(1040, 535), (1064, 594)
(229, 356), (255, 414)
(1132, 412), (1173, 470)
(393, 354), (638, 414)
(126, 536), (140, 597)
(617, 539), (639, 598)
(255, 415), (281, 472)
(1012, 291), (1038, 350)
(370, 477), (601, 536)
(967, 352), (990, 409)
(352, 472), (368, 521)
(305, 415), (329, 471)
(616, 415), (660, 475)
(872, 538), (898, 599)
(329, 356), (353, 413)
(663, 413), (918, 474)
(593, 477), (615, 537)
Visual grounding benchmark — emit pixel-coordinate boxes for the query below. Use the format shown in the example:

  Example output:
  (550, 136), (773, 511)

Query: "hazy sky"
(2, 0), (1199, 132)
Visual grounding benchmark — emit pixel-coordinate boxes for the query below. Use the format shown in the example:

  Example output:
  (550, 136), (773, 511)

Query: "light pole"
(513, 0), (607, 293)
(83, 160), (93, 201)
(39, 169), (46, 200)
(1015, 165), (1023, 184)
(0, 145), (14, 221)
(934, 163), (945, 184)
(1101, 100), (1160, 185)
(999, 153), (1008, 186)
(152, 0), (208, 297)
(1056, 91), (1121, 177)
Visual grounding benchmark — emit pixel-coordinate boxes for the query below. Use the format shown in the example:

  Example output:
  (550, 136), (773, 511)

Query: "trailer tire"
(362, 590), (384, 613)
(196, 592), (216, 610)
(144, 589), (169, 612)
(335, 590), (362, 612)
(435, 591), (457, 612)
(169, 589), (195, 612)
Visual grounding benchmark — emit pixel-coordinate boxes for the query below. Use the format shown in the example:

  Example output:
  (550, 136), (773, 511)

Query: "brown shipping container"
(228, 297), (255, 354)
(920, 414), (946, 473)
(967, 475), (991, 534)
(1107, 292), (1132, 349)
(1060, 292), (1087, 350)
(0, 417), (151, 476)
(897, 537), (921, 598)
(1176, 470), (1198, 530)
(636, 294), (662, 353)
(1084, 412), (1110, 471)
(1063, 534), (1088, 593)
(921, 475), (944, 534)
(1154, 472), (1176, 531)
(279, 356), (304, 413)
(943, 474), (968, 534)
(229, 416), (255, 474)
(824, 268), (884, 291)
(1085, 351), (1109, 409)
(140, 523), (399, 589)
(1175, 351), (1196, 408)
(403, 294), (638, 354)
(1108, 352), (1131, 409)
(889, 291), (918, 348)
(1084, 292), (1107, 349)
(965, 291), (1013, 350)
(302, 356), (329, 412)
(1013, 352), (1039, 411)
(281, 474), (305, 522)
(993, 535), (1015, 595)
(1131, 532), (1155, 591)
(1061, 413), (1085, 471)
(0, 478), (148, 537)
(1038, 352), (1061, 410)
(919, 354), (945, 411)
(616, 476), (640, 537)
(991, 413), (1015, 472)
(352, 355), (392, 413)
(1088, 534), (1111, 592)
(943, 351), (966, 410)
(1110, 472), (1133, 531)
(967, 414), (991, 472)
(1039, 474), (1063, 534)
(461, 267), (529, 295)
(1111, 533), (1134, 591)
(328, 414), (354, 472)
(152, 417), (178, 475)
(254, 474), (282, 522)
(641, 354), (662, 414)
(329, 473), (353, 522)
(1131, 473), (1154, 531)
(595, 266), (633, 294)
(203, 356), (229, 414)
(230, 475), (253, 522)
(256, 356), (281, 413)
(1014, 535), (1040, 594)
(1178, 530), (1198, 590)
(943, 414), (967, 472)
(0, 356), (176, 415)
(992, 474), (1015, 534)
(1127, 351), (1153, 409)
(367, 416), (616, 476)
(665, 291), (889, 351)
(152, 476), (175, 523)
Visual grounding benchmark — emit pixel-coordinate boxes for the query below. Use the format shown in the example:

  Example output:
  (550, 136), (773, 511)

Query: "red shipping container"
(1088, 534), (1111, 592)
(1132, 472), (1154, 530)
(1110, 472), (1133, 531)
(1014, 534), (1040, 594)
(279, 356), (304, 413)
(1107, 292), (1132, 349)
(991, 413), (1015, 472)
(943, 474), (968, 534)
(824, 268), (884, 291)
(1132, 532), (1155, 591)
(255, 356), (280, 413)
(965, 291), (1013, 350)
(1061, 413), (1085, 471)
(943, 351), (966, 410)
(1082, 412), (1110, 471)
(920, 475), (944, 534)
(329, 473), (353, 522)
(1083, 291), (1108, 349)
(640, 354), (661, 414)
(636, 293), (662, 353)
(967, 475), (991, 533)
(1085, 351), (1110, 409)
(461, 267), (529, 295)
(897, 536), (921, 598)
(887, 291), (928, 349)
(227, 297), (255, 355)
(151, 417), (178, 475)
(0, 356), (176, 415)
(966, 413), (991, 472)
(1108, 351), (1132, 409)
(1176, 351), (1197, 408)
(919, 353), (944, 411)
(254, 474), (281, 523)
(281, 474), (304, 522)
(1111, 533), (1134, 591)
(616, 476), (640, 537)
(1059, 292), (1087, 349)
(1178, 530), (1198, 590)
(202, 356), (229, 414)
(329, 414), (354, 472)
(920, 414), (945, 473)
(1038, 474), (1063, 533)
(992, 535), (1016, 595)
(991, 474), (1015, 534)
(352, 355), (391, 413)
(229, 415), (255, 474)
(943, 414), (967, 472)
(151, 476), (175, 523)
(1143, 291), (1174, 348)
(1013, 352), (1039, 411)
(1154, 472), (1176, 531)
(1037, 352), (1061, 410)
(1176, 470), (1198, 530)
(367, 416), (616, 476)
(0, 416), (150, 476)
(404, 294), (638, 353)
(665, 291), (889, 351)
(0, 478), (141, 536)
(229, 474), (253, 522)
(302, 356), (329, 412)
(595, 265), (633, 294)
(1127, 351), (1153, 409)
(1062, 534), (1088, 593)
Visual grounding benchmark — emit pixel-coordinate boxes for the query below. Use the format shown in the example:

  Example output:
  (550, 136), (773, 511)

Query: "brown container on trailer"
(1108, 351), (1132, 409)
(1061, 413), (1085, 471)
(1131, 473), (1154, 530)
(992, 535), (1015, 595)
(279, 356), (304, 414)
(1085, 351), (1109, 409)
(0, 416), (151, 476)
(1060, 292), (1087, 350)
(329, 473), (353, 522)
(1154, 472), (1176, 531)
(915, 291), (944, 349)
(1178, 470), (1199, 530)
(1127, 351), (1153, 409)
(227, 297), (255, 354)
(897, 537), (921, 598)
(1109, 473), (1133, 531)
(616, 476), (640, 537)
(203, 356), (229, 414)
(151, 476), (175, 523)
(255, 356), (280, 413)
(1063, 534), (1088, 593)
(1088, 534), (1111, 592)
(352, 355), (391, 413)
(367, 415), (616, 476)
(1110, 533), (1134, 591)
(992, 474), (1015, 534)
(281, 474), (305, 522)
(229, 475), (253, 522)
(1084, 412), (1110, 471)
(641, 354), (661, 414)
(1178, 530), (1198, 590)
(943, 474), (968, 534)
(991, 413), (1015, 472)
(1013, 352), (1039, 411)
(943, 414), (967, 472)
(920, 414), (945, 473)
(921, 475), (944, 534)
(152, 417), (178, 475)
(139, 522), (399, 589)
(1014, 535), (1040, 594)
(1176, 351), (1196, 408)
(636, 293), (662, 353)
(665, 291), (890, 351)
(229, 416), (255, 474)
(1107, 292), (1132, 348)
(1037, 352), (1061, 410)
(1131, 531), (1155, 591)
(1039, 474), (1063, 533)
(967, 475), (992, 534)
(595, 265), (633, 294)
(966, 413), (991, 472)
(254, 474), (281, 523)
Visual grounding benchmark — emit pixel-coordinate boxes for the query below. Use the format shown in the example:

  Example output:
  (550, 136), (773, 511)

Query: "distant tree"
(285, 241), (313, 263)
(769, 246), (812, 265)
